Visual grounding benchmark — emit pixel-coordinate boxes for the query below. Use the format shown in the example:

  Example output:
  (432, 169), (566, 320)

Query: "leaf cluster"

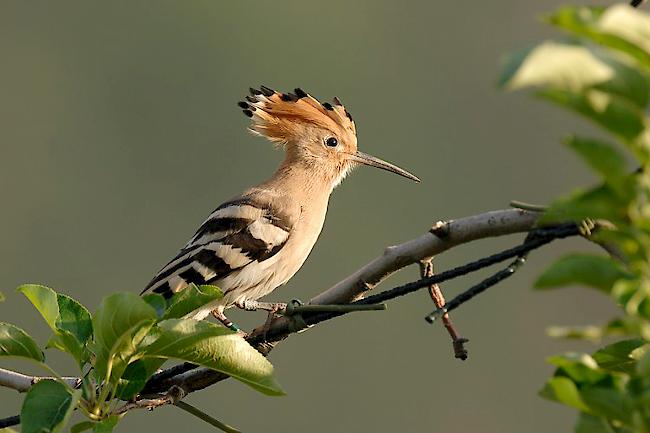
(0, 284), (283, 433)
(501, 4), (650, 432)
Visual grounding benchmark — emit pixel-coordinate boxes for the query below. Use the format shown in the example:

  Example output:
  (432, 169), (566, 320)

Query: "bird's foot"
(210, 309), (247, 336)
(260, 303), (286, 342)
(236, 301), (288, 342)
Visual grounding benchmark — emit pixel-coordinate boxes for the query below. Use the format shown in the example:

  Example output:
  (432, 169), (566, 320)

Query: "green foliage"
(143, 318), (284, 395)
(534, 253), (632, 293)
(141, 293), (167, 319)
(502, 4), (650, 432)
(18, 284), (92, 365)
(0, 322), (44, 362)
(91, 292), (158, 383)
(162, 284), (223, 319)
(0, 284), (283, 432)
(21, 380), (81, 433)
(564, 137), (629, 189)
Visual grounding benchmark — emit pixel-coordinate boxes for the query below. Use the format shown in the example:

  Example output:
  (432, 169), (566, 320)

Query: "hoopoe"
(142, 86), (419, 330)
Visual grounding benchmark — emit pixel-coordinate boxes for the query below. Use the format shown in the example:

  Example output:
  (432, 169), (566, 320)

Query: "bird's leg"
(211, 308), (242, 333)
(237, 300), (288, 341)
(238, 300), (288, 312)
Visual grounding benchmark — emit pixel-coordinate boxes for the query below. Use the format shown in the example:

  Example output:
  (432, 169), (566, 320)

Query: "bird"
(141, 86), (419, 330)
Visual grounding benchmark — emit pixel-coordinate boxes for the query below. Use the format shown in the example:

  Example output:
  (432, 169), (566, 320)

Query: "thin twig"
(419, 258), (469, 360)
(114, 394), (173, 414)
(424, 229), (540, 322)
(114, 385), (185, 415)
(510, 200), (547, 212)
(426, 256), (527, 322)
(175, 401), (241, 433)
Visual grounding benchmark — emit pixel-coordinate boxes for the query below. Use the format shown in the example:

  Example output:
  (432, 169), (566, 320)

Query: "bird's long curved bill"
(350, 151), (420, 182)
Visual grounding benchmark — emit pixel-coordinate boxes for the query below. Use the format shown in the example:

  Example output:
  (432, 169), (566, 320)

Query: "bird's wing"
(142, 195), (296, 299)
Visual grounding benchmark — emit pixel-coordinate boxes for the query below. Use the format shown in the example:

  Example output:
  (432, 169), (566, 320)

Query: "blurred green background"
(0, 1), (623, 432)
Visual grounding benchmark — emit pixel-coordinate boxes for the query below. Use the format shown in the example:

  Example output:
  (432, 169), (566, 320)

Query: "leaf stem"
(174, 400), (241, 433)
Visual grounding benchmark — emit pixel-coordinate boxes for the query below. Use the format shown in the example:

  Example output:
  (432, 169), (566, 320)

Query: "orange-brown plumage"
(241, 87), (356, 146)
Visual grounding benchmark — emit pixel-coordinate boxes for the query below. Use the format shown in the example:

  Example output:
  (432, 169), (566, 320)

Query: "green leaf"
(501, 36), (650, 111)
(98, 319), (154, 386)
(548, 5), (650, 69)
(71, 421), (96, 433)
(575, 413), (617, 433)
(535, 253), (631, 293)
(18, 284), (59, 329)
(142, 319), (284, 396)
(538, 88), (645, 142)
(595, 227), (650, 268)
(565, 137), (630, 189)
(142, 293), (167, 319)
(55, 294), (92, 344)
(546, 318), (629, 342)
(546, 6), (605, 31)
(21, 379), (81, 433)
(115, 359), (149, 400)
(501, 42), (614, 91)
(546, 325), (607, 341)
(49, 332), (88, 365)
(18, 284), (92, 363)
(581, 387), (632, 423)
(163, 284), (223, 319)
(597, 4), (650, 57)
(611, 279), (643, 312)
(499, 45), (534, 88)
(541, 183), (630, 224)
(92, 293), (157, 381)
(539, 376), (590, 412)
(547, 353), (608, 385)
(92, 416), (119, 433)
(594, 56), (650, 109)
(0, 322), (44, 362)
(18, 285), (92, 343)
(592, 339), (647, 373)
(0, 291), (5, 302)
(636, 347), (650, 377)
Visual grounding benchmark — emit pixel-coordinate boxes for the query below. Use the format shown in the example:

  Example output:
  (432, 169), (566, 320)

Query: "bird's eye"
(325, 137), (338, 147)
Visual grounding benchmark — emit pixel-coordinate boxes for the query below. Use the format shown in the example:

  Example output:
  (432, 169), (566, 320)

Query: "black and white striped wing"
(142, 199), (292, 299)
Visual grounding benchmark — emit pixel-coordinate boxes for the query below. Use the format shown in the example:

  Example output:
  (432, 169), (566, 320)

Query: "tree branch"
(143, 208), (546, 394)
(3, 208), (577, 427)
(0, 367), (80, 393)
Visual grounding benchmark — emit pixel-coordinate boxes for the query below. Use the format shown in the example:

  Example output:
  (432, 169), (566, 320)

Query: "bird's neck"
(262, 155), (338, 202)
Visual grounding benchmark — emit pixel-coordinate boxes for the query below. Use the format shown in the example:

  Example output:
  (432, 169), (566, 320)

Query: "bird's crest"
(238, 86), (356, 145)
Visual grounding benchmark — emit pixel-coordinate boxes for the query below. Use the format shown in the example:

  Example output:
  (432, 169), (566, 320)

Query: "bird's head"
(239, 86), (419, 188)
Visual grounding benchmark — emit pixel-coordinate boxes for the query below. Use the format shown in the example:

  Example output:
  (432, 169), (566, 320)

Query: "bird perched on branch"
(142, 86), (419, 330)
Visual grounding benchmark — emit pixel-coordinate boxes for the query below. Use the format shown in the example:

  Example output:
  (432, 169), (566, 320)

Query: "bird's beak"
(348, 151), (420, 182)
